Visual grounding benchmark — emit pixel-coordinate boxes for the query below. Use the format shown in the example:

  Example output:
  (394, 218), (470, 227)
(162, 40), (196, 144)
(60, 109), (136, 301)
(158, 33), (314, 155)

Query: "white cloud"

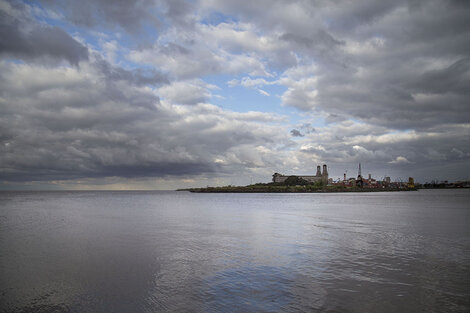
(281, 80), (318, 110)
(388, 156), (412, 164)
(128, 20), (275, 79)
(197, 22), (282, 53)
(157, 79), (216, 105)
(228, 76), (277, 88)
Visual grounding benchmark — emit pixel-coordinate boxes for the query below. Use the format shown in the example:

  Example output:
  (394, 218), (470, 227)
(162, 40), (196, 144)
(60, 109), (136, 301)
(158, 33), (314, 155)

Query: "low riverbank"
(178, 185), (417, 193)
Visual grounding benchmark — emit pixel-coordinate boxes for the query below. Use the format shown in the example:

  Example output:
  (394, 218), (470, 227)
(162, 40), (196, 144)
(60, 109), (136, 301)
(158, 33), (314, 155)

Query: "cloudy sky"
(0, 0), (469, 190)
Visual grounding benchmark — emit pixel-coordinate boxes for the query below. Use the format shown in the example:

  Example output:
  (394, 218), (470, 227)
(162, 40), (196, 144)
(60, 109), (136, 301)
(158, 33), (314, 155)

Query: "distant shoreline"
(178, 186), (418, 193)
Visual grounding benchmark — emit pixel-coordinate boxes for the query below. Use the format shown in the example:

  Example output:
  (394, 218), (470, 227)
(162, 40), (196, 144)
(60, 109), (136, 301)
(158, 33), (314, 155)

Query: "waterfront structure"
(272, 162), (416, 189)
(273, 164), (329, 185)
(336, 164), (413, 189)
(356, 163), (364, 188)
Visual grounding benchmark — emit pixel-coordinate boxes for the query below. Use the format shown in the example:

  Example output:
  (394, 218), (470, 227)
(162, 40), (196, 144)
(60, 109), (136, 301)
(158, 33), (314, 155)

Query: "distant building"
(330, 164), (415, 189)
(356, 163), (364, 188)
(273, 164), (329, 185)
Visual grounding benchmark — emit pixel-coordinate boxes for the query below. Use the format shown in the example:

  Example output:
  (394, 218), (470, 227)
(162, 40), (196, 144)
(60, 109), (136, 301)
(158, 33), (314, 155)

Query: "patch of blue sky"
(312, 117), (328, 128)
(28, 1), (162, 51)
(204, 75), (302, 124)
(29, 3), (73, 32)
(26, 1), (60, 22)
(199, 11), (239, 26)
(3, 58), (25, 65)
(112, 23), (159, 47)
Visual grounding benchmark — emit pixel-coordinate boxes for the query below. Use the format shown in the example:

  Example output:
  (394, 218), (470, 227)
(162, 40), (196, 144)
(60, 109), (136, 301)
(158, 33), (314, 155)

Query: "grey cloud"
(0, 161), (220, 182)
(39, 0), (194, 33)
(164, 0), (195, 27)
(94, 57), (169, 86)
(280, 30), (344, 57)
(289, 123), (316, 138)
(0, 61), (288, 182)
(290, 129), (303, 137)
(214, 0), (470, 130)
(0, 6), (88, 65)
(157, 80), (214, 105)
(40, 0), (159, 33)
(160, 42), (191, 55)
(300, 123), (315, 134)
(309, 0), (470, 130)
(326, 0), (402, 32)
(411, 58), (470, 95)
(325, 114), (347, 124)
(130, 42), (224, 79)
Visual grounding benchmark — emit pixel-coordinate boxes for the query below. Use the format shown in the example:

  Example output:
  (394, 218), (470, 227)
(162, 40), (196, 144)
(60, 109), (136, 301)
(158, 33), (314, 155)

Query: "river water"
(1, 189), (469, 312)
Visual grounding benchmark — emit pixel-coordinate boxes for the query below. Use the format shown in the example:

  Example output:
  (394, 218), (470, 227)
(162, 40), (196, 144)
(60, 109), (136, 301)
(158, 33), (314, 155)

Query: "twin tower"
(316, 164), (328, 178)
(272, 164), (329, 185)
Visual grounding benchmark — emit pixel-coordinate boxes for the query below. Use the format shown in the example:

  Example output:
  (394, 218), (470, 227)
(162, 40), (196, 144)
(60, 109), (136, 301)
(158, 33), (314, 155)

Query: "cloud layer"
(1, 0), (469, 188)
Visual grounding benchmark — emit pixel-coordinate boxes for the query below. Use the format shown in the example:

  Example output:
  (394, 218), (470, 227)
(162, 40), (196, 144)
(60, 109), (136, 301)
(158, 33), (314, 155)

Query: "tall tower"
(316, 165), (322, 177)
(356, 163), (363, 188)
(322, 164), (328, 185)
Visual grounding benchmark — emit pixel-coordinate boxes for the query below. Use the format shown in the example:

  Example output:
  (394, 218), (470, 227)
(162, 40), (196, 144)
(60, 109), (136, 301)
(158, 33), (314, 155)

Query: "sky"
(0, 0), (469, 190)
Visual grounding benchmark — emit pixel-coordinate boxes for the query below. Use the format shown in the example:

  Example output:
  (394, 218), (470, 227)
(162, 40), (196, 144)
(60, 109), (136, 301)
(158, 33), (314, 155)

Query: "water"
(1, 189), (469, 312)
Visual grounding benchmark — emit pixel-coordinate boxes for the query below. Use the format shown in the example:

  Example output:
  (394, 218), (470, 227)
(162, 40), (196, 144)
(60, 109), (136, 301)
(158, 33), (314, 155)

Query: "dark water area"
(1, 189), (469, 312)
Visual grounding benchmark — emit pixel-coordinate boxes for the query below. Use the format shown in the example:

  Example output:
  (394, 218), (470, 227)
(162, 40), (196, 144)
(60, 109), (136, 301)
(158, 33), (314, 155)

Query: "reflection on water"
(1, 190), (469, 312)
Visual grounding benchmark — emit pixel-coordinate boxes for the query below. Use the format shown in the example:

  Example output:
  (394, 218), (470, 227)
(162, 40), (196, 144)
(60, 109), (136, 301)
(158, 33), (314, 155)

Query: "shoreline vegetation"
(178, 183), (418, 193)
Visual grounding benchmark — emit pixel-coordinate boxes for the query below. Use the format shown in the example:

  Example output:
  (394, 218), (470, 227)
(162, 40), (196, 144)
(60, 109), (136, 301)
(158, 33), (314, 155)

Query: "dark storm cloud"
(0, 4), (88, 65)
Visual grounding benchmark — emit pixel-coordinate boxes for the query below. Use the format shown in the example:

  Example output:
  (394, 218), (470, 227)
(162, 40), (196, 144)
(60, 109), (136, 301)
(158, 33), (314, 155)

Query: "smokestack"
(316, 165), (321, 177)
(368, 173), (371, 180)
(344, 173), (346, 181)
(322, 164), (328, 176)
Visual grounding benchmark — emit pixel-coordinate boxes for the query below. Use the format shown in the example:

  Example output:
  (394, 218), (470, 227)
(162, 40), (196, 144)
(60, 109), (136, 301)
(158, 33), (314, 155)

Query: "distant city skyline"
(0, 0), (469, 190)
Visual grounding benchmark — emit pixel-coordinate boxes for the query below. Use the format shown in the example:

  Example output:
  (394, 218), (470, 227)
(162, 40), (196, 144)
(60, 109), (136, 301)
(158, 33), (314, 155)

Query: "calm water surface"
(1, 189), (469, 312)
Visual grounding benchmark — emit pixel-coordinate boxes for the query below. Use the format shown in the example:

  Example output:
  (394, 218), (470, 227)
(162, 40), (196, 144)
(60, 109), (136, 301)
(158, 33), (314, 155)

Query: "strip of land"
(179, 183), (417, 193)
